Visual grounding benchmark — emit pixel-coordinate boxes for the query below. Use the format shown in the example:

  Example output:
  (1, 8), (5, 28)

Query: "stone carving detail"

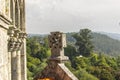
(8, 26), (27, 52)
(48, 32), (68, 62)
(48, 32), (66, 49)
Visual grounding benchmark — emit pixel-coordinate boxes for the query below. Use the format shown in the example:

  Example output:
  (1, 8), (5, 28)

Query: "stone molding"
(0, 13), (12, 25)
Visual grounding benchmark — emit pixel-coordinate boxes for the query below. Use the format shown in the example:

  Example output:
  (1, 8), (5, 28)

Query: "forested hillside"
(66, 32), (120, 56)
(92, 33), (120, 56)
(99, 32), (120, 41)
(27, 29), (120, 80)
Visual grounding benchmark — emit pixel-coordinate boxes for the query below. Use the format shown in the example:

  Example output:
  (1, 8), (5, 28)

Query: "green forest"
(27, 29), (120, 80)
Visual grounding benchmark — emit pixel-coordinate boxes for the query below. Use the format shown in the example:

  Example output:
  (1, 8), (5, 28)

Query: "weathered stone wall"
(0, 0), (5, 14)
(0, 0), (10, 18)
(0, 0), (27, 80)
(0, 26), (9, 80)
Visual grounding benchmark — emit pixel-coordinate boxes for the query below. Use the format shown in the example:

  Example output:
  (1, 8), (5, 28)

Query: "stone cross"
(48, 32), (68, 62)
(34, 32), (78, 80)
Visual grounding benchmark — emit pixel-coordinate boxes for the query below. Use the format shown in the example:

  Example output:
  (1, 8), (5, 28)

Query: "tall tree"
(73, 28), (94, 57)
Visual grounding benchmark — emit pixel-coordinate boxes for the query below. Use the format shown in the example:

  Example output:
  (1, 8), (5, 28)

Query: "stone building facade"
(0, 0), (27, 80)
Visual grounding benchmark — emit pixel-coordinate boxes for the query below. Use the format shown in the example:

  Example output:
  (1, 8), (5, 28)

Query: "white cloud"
(26, 0), (120, 34)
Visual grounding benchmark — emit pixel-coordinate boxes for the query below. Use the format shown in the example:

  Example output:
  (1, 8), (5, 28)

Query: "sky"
(26, 0), (120, 34)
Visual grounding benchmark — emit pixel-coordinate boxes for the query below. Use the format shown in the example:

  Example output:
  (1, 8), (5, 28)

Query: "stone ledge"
(0, 12), (12, 24)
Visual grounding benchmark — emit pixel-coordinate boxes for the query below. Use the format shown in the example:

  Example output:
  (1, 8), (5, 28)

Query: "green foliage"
(66, 32), (120, 57)
(72, 53), (120, 80)
(117, 56), (120, 67)
(100, 69), (115, 80)
(27, 36), (50, 79)
(97, 56), (109, 67)
(89, 53), (98, 65)
(64, 45), (77, 60)
(27, 69), (33, 80)
(74, 69), (99, 80)
(73, 57), (87, 69)
(73, 28), (94, 57)
(27, 29), (120, 80)
(92, 33), (120, 56)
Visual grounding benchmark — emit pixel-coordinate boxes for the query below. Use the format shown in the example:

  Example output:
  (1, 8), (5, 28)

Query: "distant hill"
(98, 32), (120, 41)
(28, 32), (120, 56)
(66, 32), (120, 56)
(27, 33), (47, 38)
(91, 33), (120, 56)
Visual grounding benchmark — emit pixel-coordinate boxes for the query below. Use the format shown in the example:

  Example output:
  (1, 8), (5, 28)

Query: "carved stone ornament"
(48, 32), (68, 62)
(8, 37), (16, 52)
(14, 29), (20, 38)
(13, 38), (22, 51)
(48, 32), (66, 49)
(19, 32), (27, 39)
(8, 25), (26, 51)
(8, 25), (16, 37)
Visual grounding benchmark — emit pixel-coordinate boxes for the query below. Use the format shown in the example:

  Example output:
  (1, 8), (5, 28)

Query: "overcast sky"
(26, 0), (120, 34)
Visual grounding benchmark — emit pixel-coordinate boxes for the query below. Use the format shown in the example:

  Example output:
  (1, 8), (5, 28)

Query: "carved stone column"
(8, 26), (17, 80)
(11, 51), (17, 80)
(8, 26), (23, 80)
(15, 29), (22, 80)
(16, 50), (21, 80)
(7, 26), (15, 80)
(9, 37), (17, 80)
(8, 51), (11, 80)
(19, 32), (27, 80)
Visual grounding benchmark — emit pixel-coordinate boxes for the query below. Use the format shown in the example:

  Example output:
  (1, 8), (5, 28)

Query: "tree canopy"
(27, 29), (120, 80)
(73, 28), (94, 57)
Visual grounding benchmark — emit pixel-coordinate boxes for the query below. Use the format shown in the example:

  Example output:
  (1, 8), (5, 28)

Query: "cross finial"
(48, 31), (68, 62)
